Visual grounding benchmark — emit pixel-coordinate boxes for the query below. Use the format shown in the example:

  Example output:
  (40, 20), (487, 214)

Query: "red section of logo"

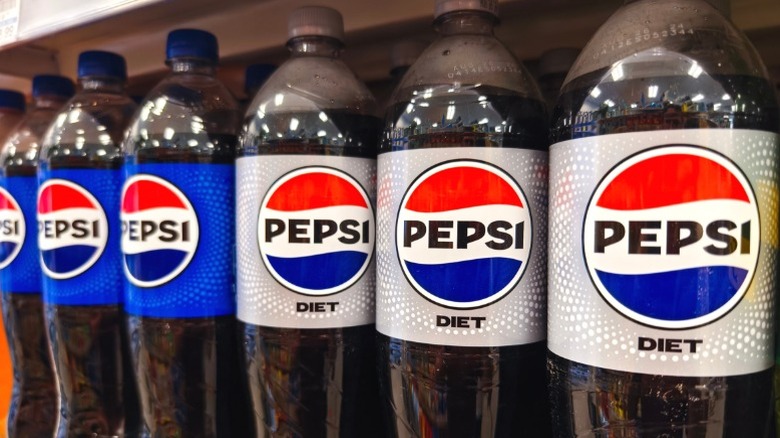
(596, 154), (749, 210)
(265, 172), (368, 211)
(404, 166), (523, 213)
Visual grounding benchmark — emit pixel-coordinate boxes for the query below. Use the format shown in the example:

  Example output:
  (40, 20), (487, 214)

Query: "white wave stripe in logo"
(397, 204), (529, 265)
(259, 206), (373, 258)
(585, 199), (758, 275)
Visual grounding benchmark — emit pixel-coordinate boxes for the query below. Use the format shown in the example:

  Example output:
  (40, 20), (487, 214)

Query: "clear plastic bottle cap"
(0, 89), (25, 112)
(434, 0), (499, 19)
(77, 51), (127, 80)
(167, 28), (219, 62)
(390, 40), (428, 71)
(32, 75), (75, 99)
(288, 6), (344, 42)
(538, 48), (581, 77)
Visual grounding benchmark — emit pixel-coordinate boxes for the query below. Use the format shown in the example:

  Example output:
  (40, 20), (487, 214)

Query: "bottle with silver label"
(547, 0), (779, 436)
(237, 6), (381, 436)
(377, 0), (551, 435)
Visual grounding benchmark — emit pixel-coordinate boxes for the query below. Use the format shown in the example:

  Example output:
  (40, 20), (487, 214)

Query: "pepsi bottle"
(122, 29), (250, 437)
(0, 90), (24, 436)
(0, 81), (65, 438)
(237, 6), (381, 436)
(377, 0), (550, 436)
(38, 51), (139, 438)
(547, 0), (779, 436)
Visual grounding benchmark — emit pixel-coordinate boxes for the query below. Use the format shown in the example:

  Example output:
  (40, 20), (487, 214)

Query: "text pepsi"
(547, 1), (780, 436)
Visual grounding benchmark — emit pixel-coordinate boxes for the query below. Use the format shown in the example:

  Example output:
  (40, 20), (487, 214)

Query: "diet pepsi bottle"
(122, 29), (250, 437)
(547, 0), (780, 436)
(377, 0), (550, 435)
(237, 6), (381, 436)
(38, 51), (139, 438)
(0, 80), (66, 438)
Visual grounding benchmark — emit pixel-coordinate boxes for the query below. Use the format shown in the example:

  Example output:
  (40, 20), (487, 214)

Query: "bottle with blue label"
(547, 0), (779, 436)
(122, 29), (251, 436)
(0, 81), (65, 438)
(237, 6), (381, 436)
(376, 0), (551, 435)
(0, 89), (24, 436)
(38, 51), (139, 438)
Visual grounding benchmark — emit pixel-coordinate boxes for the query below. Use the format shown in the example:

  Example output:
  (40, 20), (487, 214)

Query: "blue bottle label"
(37, 169), (122, 305)
(0, 177), (40, 293)
(122, 163), (235, 318)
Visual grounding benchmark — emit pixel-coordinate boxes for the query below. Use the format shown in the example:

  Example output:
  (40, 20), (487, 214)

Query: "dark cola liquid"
(549, 72), (780, 438)
(0, 175), (58, 436)
(379, 89), (551, 438)
(239, 111), (382, 437)
(127, 133), (253, 438)
(44, 153), (140, 438)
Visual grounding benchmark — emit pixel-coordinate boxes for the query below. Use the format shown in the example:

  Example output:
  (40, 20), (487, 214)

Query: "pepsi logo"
(121, 175), (199, 288)
(257, 167), (374, 296)
(583, 146), (760, 329)
(396, 160), (532, 309)
(37, 180), (108, 279)
(0, 187), (24, 269)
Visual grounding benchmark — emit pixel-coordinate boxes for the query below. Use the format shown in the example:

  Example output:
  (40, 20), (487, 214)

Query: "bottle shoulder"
(39, 93), (136, 167)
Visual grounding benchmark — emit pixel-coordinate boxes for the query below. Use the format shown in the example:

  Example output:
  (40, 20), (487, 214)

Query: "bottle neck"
(79, 77), (125, 94)
(435, 11), (497, 36)
(169, 58), (217, 75)
(288, 36), (343, 59)
(33, 95), (70, 110)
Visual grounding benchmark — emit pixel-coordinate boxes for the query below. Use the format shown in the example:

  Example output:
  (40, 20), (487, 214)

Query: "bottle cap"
(390, 40), (428, 71)
(32, 75), (75, 99)
(0, 89), (25, 112)
(167, 29), (219, 62)
(78, 51), (127, 80)
(434, 0), (498, 19)
(244, 63), (276, 95)
(538, 48), (580, 77)
(288, 6), (344, 42)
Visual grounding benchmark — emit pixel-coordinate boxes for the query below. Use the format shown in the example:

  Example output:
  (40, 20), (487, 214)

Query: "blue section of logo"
(596, 266), (746, 321)
(125, 249), (188, 283)
(124, 163), (235, 318)
(404, 258), (522, 304)
(39, 169), (122, 306)
(266, 251), (368, 290)
(0, 176), (40, 294)
(0, 242), (16, 263)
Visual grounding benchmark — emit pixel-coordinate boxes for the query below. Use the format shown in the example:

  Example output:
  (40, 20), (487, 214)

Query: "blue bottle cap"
(244, 63), (276, 95)
(78, 51), (128, 80)
(0, 89), (25, 112)
(166, 29), (218, 63)
(32, 75), (75, 99)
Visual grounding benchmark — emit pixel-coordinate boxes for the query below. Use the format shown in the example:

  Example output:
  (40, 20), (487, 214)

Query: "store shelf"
(0, 0), (775, 97)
